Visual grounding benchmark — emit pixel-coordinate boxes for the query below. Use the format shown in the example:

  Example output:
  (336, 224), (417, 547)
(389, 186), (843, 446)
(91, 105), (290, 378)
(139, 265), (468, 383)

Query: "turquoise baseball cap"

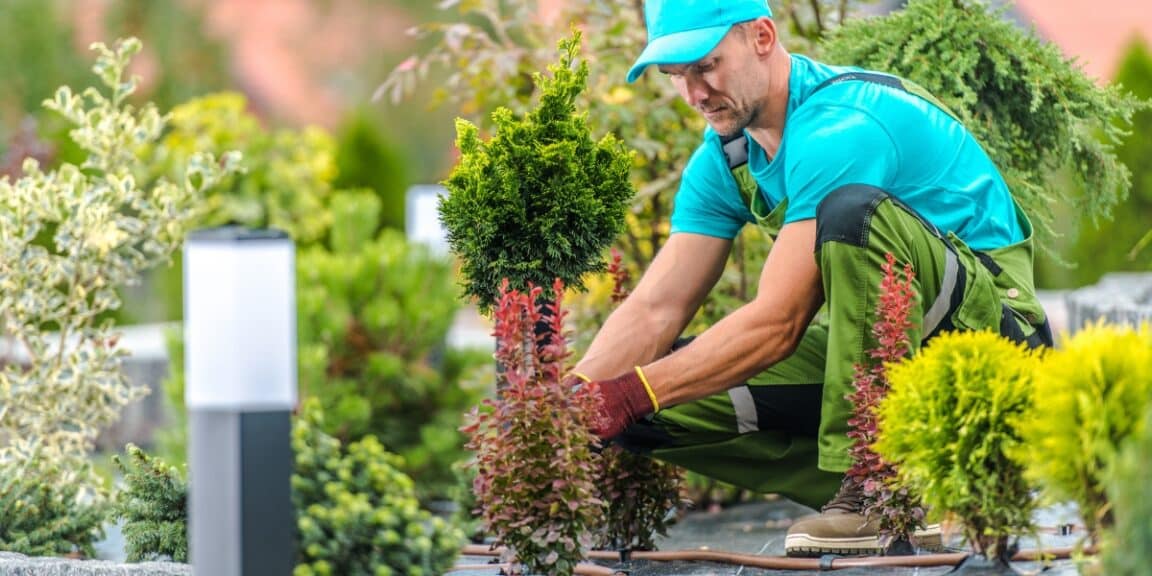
(627, 0), (773, 83)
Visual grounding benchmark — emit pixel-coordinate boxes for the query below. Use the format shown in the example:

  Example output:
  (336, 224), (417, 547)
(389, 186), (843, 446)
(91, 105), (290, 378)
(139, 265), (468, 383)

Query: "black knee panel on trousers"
(815, 184), (890, 249)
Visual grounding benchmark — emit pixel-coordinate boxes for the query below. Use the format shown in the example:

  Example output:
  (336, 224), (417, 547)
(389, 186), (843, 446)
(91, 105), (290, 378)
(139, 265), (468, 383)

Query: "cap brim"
(626, 24), (732, 83)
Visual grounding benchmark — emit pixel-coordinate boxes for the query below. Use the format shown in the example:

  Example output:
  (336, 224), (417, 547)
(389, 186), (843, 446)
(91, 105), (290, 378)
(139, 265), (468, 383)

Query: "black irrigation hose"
(458, 543), (1094, 572)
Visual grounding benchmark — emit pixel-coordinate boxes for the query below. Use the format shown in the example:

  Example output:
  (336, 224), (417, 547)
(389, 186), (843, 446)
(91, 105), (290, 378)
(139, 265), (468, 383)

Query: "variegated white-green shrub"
(0, 38), (238, 471)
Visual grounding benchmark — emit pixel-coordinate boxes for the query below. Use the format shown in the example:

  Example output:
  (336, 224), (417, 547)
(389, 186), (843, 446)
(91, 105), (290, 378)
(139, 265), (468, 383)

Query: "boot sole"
(784, 525), (944, 558)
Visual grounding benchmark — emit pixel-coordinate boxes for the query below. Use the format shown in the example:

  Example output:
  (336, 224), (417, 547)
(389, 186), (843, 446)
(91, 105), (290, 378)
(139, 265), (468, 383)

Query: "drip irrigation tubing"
(457, 543), (1093, 572)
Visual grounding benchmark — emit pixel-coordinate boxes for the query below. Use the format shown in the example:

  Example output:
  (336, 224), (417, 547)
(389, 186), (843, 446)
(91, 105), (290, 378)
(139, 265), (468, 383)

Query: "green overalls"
(615, 73), (1052, 509)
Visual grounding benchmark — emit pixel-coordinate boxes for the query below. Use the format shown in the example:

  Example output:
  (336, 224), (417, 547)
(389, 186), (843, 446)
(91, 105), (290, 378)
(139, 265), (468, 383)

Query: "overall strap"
(718, 71), (963, 211)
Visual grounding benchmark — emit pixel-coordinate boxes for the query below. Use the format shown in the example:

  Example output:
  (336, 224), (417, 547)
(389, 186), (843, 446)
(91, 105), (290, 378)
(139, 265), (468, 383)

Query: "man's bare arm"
(574, 233), (731, 380)
(642, 219), (824, 406)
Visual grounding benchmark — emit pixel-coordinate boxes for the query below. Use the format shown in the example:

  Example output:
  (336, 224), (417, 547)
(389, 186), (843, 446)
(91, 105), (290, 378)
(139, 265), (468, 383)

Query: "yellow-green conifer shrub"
(875, 331), (1039, 563)
(1015, 322), (1152, 543)
(1102, 407), (1152, 575)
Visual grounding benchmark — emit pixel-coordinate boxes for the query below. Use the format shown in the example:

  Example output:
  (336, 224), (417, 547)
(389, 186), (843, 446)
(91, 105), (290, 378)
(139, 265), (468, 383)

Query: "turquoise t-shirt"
(670, 55), (1023, 251)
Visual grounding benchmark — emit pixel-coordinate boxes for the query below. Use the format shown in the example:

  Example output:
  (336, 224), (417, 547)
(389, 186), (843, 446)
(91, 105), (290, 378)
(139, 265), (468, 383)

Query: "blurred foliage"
(293, 399), (464, 576)
(0, 0), (91, 141)
(1, 0), (232, 165)
(104, 0), (232, 110)
(1014, 322), (1152, 544)
(145, 92), (337, 245)
(822, 0), (1146, 255)
(333, 109), (411, 232)
(876, 331), (1038, 562)
(1070, 37), (1152, 284)
(297, 191), (488, 501)
(136, 92), (336, 322)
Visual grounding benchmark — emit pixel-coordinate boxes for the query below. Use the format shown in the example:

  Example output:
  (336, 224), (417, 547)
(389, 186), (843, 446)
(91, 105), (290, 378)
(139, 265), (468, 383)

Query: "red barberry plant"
(462, 278), (606, 576)
(845, 252), (925, 548)
(594, 249), (683, 552)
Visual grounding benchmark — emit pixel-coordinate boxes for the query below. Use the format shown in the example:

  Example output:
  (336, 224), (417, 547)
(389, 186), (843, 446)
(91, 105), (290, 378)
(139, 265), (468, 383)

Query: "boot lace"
(821, 477), (866, 514)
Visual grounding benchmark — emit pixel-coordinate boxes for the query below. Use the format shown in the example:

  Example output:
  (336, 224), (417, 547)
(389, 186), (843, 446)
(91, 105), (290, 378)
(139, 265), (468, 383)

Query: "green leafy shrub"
(875, 331), (1038, 563)
(0, 38), (236, 466)
(113, 444), (188, 562)
(594, 249), (683, 552)
(1103, 406), (1152, 575)
(293, 399), (463, 576)
(462, 280), (605, 575)
(440, 31), (634, 312)
(1015, 322), (1152, 542)
(147, 91), (335, 245)
(0, 457), (108, 558)
(297, 191), (486, 501)
(822, 0), (1144, 243)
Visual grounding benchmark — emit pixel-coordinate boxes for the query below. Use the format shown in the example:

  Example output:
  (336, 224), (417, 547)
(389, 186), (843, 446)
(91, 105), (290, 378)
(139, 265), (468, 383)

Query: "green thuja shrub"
(0, 457), (107, 558)
(293, 399), (463, 576)
(297, 190), (486, 501)
(113, 444), (188, 562)
(876, 331), (1038, 565)
(823, 0), (1145, 243)
(440, 31), (634, 312)
(463, 280), (605, 575)
(1015, 322), (1152, 544)
(1103, 406), (1152, 575)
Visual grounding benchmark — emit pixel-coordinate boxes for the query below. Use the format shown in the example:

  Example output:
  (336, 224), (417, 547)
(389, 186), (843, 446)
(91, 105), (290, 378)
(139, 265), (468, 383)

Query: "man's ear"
(752, 17), (778, 56)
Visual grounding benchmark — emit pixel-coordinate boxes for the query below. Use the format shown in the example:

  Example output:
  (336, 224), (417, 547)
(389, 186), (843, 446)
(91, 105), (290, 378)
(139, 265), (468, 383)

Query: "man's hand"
(570, 368), (660, 441)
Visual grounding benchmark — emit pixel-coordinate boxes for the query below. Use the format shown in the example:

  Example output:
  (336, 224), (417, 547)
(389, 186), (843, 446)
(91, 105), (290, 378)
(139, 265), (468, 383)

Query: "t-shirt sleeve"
(783, 102), (901, 223)
(669, 139), (755, 239)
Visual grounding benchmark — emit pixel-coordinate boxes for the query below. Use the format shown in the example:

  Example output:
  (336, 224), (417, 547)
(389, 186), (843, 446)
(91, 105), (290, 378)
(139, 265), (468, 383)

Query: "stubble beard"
(711, 105), (756, 139)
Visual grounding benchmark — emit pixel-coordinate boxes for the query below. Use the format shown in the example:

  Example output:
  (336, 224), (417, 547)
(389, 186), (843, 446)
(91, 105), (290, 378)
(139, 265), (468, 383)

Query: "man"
(570, 0), (1052, 558)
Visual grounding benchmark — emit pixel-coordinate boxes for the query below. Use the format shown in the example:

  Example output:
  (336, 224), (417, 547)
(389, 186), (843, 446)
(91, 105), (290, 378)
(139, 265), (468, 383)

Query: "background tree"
(1069, 36), (1152, 284)
(822, 0), (1144, 250)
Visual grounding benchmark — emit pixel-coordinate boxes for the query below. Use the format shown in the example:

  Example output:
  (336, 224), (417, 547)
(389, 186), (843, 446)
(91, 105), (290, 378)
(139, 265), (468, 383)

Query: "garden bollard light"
(184, 226), (296, 576)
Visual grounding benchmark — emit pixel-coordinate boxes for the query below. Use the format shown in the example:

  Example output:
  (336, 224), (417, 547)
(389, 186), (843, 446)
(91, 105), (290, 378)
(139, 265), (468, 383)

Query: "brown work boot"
(784, 477), (942, 557)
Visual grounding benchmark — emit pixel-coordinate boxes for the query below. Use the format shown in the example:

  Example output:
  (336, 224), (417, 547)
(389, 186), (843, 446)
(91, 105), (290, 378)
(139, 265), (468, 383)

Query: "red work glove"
(570, 368), (660, 441)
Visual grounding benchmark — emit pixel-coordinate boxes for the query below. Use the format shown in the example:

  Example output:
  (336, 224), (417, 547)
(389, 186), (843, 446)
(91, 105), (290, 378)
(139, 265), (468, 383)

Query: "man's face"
(658, 25), (766, 138)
